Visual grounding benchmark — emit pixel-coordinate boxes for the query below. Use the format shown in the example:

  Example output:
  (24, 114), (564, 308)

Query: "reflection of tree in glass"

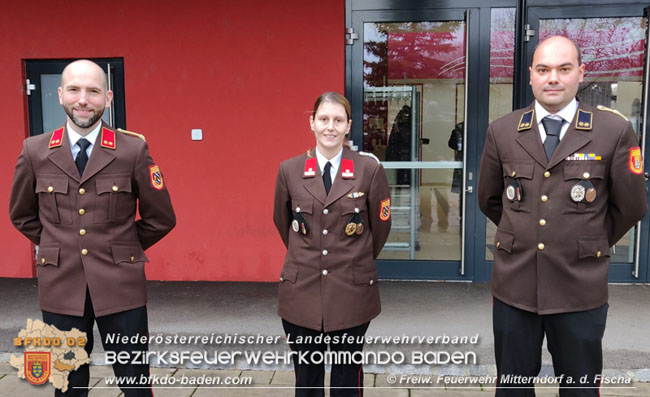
(364, 22), (465, 85)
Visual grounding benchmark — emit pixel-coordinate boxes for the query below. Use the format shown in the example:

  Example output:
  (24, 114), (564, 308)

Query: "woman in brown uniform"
(273, 92), (392, 397)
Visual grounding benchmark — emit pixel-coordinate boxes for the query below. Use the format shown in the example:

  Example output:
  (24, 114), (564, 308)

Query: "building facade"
(1, 0), (649, 283)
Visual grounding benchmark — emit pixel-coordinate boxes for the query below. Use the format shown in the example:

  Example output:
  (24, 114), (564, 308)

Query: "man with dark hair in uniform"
(10, 59), (175, 396)
(478, 36), (647, 396)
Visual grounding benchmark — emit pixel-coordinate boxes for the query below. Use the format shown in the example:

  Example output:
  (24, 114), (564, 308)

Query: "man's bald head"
(61, 59), (108, 91)
(58, 59), (113, 135)
(531, 36), (582, 66)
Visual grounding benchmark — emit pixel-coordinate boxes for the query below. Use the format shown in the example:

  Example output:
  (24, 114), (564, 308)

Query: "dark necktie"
(542, 117), (562, 161)
(323, 161), (332, 195)
(75, 138), (91, 176)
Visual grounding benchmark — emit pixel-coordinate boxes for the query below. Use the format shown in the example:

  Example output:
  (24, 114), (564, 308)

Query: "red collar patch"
(341, 159), (355, 179)
(48, 127), (64, 149)
(304, 158), (317, 178)
(100, 127), (116, 149)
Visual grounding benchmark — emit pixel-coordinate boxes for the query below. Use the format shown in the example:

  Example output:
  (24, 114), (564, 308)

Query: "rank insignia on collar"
(517, 110), (534, 131)
(379, 198), (391, 221)
(303, 157), (317, 178)
(341, 159), (355, 179)
(149, 165), (164, 190)
(575, 109), (593, 130)
(48, 127), (64, 148)
(100, 127), (116, 149)
(629, 147), (643, 175)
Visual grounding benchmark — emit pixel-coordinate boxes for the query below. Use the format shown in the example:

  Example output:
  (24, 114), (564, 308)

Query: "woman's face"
(310, 101), (351, 154)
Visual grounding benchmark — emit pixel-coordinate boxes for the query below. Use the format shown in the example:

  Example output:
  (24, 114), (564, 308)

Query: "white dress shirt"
(67, 122), (101, 161)
(315, 147), (342, 181)
(535, 98), (578, 142)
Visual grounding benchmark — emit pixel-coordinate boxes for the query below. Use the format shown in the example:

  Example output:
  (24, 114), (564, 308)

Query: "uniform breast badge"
(293, 207), (309, 235)
(506, 179), (522, 202)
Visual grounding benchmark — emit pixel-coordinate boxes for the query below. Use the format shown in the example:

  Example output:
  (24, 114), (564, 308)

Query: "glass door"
(349, 9), (480, 280)
(521, 5), (650, 282)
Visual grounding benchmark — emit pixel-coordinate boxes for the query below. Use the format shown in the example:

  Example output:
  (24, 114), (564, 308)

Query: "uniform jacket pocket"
(280, 264), (299, 283)
(110, 241), (148, 264)
(37, 243), (60, 267)
(494, 228), (514, 254)
(353, 267), (378, 286)
(502, 161), (534, 213)
(35, 175), (69, 224)
(577, 236), (610, 259)
(96, 174), (133, 223)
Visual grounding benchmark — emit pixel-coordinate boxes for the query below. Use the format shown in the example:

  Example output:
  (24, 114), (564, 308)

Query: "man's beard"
(64, 106), (104, 129)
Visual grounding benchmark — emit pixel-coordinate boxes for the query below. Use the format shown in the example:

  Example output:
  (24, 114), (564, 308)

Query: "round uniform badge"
(585, 188), (597, 203)
(571, 184), (586, 202)
(506, 185), (516, 201)
(292, 219), (300, 233)
(345, 223), (357, 236)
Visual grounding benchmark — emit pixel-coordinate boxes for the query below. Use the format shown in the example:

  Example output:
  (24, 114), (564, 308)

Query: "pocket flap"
(37, 243), (60, 267)
(353, 268), (378, 285)
(577, 236), (610, 259)
(280, 264), (299, 283)
(503, 162), (534, 179)
(341, 199), (367, 215)
(291, 198), (313, 214)
(96, 174), (133, 194)
(110, 241), (148, 264)
(35, 175), (68, 194)
(564, 163), (606, 180)
(494, 228), (514, 254)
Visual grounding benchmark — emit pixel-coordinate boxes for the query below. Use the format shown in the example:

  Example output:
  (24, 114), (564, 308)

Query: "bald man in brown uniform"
(10, 60), (175, 396)
(478, 36), (647, 396)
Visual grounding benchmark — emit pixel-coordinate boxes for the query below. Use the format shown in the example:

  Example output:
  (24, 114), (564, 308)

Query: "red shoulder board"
(48, 127), (64, 148)
(341, 158), (355, 179)
(304, 157), (317, 178)
(100, 127), (116, 149)
(629, 147), (643, 175)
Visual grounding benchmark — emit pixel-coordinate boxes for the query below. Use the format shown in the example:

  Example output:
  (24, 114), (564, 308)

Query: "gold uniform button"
(583, 172), (590, 179)
(78, 209), (85, 215)
(496, 241), (500, 248)
(47, 186), (54, 193)
(79, 229), (86, 236)
(596, 251), (602, 258)
(279, 277), (284, 282)
(112, 185), (119, 192)
(130, 256), (135, 263)
(81, 249), (88, 256)
(544, 171), (551, 178)
(78, 188), (86, 195)
(41, 258), (45, 264)
(541, 195), (549, 202)
(369, 279), (374, 285)
(511, 171), (516, 177)
(538, 243), (545, 251)
(539, 219), (547, 226)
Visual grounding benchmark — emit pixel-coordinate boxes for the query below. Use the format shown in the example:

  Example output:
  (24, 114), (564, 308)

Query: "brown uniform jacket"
(9, 123), (176, 317)
(273, 147), (392, 332)
(478, 101), (647, 314)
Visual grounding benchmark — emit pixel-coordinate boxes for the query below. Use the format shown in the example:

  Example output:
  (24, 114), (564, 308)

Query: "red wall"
(0, 0), (344, 281)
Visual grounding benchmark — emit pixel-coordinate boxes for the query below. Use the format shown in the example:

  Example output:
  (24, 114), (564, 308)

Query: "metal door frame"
(347, 6), (482, 280)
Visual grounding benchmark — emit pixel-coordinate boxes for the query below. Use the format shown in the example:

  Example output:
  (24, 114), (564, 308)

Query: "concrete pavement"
(1, 278), (649, 396)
